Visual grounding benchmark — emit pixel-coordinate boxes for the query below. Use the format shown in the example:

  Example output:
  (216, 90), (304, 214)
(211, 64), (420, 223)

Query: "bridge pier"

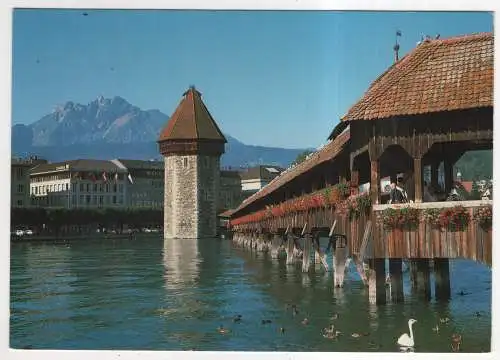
(270, 234), (281, 259)
(333, 246), (348, 287)
(409, 260), (418, 289)
(368, 258), (386, 305)
(286, 234), (295, 265)
(302, 234), (312, 272)
(389, 258), (404, 303)
(434, 258), (451, 301)
(415, 259), (431, 301)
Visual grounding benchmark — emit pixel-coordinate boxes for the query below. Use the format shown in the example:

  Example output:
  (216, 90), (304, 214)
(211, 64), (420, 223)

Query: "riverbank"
(10, 232), (162, 243)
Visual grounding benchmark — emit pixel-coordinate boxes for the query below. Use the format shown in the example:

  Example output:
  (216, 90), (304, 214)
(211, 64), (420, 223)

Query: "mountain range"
(12, 96), (311, 168)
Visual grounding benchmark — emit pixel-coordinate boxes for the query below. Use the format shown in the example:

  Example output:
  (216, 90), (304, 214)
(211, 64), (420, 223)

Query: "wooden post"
(302, 234), (312, 272)
(351, 170), (359, 196)
(416, 259), (431, 301)
(444, 159), (454, 195)
(409, 260), (418, 289)
(370, 160), (380, 205)
(368, 258), (386, 305)
(389, 259), (404, 303)
(414, 157), (423, 203)
(434, 258), (451, 301)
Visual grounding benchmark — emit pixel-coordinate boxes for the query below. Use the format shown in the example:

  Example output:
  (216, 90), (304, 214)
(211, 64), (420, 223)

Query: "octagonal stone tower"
(158, 86), (227, 239)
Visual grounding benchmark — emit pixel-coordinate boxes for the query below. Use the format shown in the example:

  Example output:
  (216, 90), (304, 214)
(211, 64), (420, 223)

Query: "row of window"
(75, 195), (124, 206)
(14, 167), (25, 180)
(78, 183), (124, 193)
(31, 182), (126, 195)
(31, 173), (70, 183)
(29, 195), (163, 208)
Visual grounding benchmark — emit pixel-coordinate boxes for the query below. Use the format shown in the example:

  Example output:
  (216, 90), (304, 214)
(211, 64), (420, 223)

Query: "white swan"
(397, 319), (417, 348)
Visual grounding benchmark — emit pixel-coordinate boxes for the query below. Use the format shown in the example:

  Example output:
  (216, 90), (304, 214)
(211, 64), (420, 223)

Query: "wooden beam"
(301, 222), (308, 236)
(414, 157), (423, 203)
(444, 159), (454, 195)
(350, 144), (369, 171)
(370, 160), (380, 205)
(328, 219), (338, 237)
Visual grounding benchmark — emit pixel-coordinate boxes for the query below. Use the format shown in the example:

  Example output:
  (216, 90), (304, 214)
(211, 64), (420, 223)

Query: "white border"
(2, 1), (498, 360)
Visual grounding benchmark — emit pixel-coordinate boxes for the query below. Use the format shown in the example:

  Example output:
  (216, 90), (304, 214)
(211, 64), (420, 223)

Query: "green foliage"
(455, 150), (492, 180)
(291, 150), (315, 167)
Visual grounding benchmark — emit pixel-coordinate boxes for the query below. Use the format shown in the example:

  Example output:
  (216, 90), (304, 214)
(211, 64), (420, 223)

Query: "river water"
(10, 236), (491, 352)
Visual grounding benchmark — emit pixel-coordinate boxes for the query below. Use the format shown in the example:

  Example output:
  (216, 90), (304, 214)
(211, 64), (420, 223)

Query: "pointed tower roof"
(158, 86), (227, 143)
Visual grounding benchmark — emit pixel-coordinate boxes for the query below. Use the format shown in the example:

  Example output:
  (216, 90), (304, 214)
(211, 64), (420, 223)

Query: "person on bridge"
(388, 178), (408, 204)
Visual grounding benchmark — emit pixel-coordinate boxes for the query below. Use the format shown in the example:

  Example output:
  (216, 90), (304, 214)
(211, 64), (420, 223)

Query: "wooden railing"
(371, 201), (492, 266)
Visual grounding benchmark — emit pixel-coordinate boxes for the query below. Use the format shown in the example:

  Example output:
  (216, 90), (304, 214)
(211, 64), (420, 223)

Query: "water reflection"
(10, 237), (491, 352)
(162, 238), (200, 290)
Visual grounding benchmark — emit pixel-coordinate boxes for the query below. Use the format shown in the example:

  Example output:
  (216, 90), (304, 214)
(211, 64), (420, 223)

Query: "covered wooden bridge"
(227, 32), (493, 304)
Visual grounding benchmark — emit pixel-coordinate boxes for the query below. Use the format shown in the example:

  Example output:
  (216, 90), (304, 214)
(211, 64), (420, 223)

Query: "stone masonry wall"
(197, 155), (220, 238)
(164, 155), (199, 239)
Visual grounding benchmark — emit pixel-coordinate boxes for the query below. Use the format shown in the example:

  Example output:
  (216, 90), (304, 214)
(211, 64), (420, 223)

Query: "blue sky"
(12, 10), (493, 148)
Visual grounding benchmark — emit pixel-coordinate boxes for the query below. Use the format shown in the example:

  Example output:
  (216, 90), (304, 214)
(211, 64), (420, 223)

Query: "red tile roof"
(232, 127), (350, 216)
(342, 32), (493, 122)
(158, 86), (227, 142)
(459, 181), (473, 193)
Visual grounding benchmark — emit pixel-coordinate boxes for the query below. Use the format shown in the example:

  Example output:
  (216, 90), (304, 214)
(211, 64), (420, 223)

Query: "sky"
(11, 10), (493, 149)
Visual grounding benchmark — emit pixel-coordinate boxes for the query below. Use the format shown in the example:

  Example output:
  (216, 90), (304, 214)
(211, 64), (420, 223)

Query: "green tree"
(292, 150), (315, 167)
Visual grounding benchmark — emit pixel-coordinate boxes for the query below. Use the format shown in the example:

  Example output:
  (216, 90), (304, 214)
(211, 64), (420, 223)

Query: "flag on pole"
(127, 173), (134, 184)
(102, 172), (108, 182)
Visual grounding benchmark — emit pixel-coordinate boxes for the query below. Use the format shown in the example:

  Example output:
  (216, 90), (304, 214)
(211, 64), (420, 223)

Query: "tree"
(292, 150), (315, 167)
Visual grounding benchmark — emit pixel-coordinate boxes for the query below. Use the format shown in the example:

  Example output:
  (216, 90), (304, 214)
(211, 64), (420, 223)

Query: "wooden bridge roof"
(232, 126), (350, 215)
(158, 86), (227, 143)
(340, 32), (493, 123)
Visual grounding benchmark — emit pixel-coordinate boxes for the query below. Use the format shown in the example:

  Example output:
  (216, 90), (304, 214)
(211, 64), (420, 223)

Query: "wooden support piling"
(434, 258), (451, 301)
(389, 258), (404, 303)
(333, 246), (349, 287)
(409, 260), (418, 289)
(302, 234), (312, 272)
(368, 258), (386, 305)
(415, 258), (431, 301)
(286, 234), (294, 265)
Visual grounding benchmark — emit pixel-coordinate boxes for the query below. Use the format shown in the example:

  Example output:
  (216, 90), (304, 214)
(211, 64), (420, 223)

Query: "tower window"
(183, 157), (188, 167)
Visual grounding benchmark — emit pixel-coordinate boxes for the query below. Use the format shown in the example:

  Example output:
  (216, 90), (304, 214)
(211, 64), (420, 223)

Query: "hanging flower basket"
(336, 182), (350, 199)
(474, 205), (492, 231)
(422, 208), (441, 229)
(439, 206), (470, 232)
(381, 206), (420, 230)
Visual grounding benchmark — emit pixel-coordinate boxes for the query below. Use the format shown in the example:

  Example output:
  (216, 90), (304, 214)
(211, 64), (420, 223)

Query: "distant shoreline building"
(112, 159), (164, 209)
(11, 156), (47, 208)
(158, 86), (227, 239)
(239, 165), (284, 197)
(30, 159), (128, 208)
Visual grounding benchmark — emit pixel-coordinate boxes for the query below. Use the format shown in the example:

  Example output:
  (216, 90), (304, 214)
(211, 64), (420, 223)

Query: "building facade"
(112, 159), (164, 209)
(11, 157), (47, 208)
(239, 165), (284, 197)
(158, 86), (227, 239)
(219, 169), (243, 212)
(30, 159), (129, 209)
